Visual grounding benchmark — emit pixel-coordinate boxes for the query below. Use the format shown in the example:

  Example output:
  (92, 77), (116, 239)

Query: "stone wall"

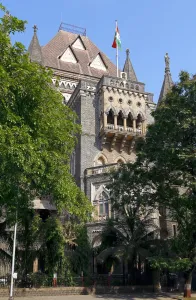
(0, 285), (155, 297)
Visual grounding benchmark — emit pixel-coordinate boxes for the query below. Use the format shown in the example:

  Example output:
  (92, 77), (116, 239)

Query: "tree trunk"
(153, 269), (161, 292)
(184, 270), (192, 298)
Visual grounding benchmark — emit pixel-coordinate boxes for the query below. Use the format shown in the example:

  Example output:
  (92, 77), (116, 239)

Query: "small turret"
(123, 49), (138, 82)
(157, 53), (173, 107)
(28, 25), (43, 65)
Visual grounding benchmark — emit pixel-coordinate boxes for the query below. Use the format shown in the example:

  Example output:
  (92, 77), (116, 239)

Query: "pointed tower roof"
(123, 49), (138, 82)
(157, 53), (173, 106)
(28, 25), (43, 65)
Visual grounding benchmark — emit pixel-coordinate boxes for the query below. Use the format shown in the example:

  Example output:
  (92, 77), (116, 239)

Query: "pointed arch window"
(107, 109), (114, 125)
(117, 110), (124, 126)
(98, 191), (109, 217)
(136, 114), (143, 133)
(127, 112), (133, 128)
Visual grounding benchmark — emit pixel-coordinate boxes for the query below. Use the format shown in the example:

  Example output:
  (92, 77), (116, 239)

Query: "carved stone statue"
(165, 53), (170, 69)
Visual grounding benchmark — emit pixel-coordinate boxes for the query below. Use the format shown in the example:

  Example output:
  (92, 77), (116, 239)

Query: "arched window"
(98, 191), (109, 217)
(117, 110), (124, 126)
(127, 112), (133, 128)
(136, 114), (143, 129)
(107, 109), (114, 125)
(97, 156), (105, 166)
(117, 159), (124, 164)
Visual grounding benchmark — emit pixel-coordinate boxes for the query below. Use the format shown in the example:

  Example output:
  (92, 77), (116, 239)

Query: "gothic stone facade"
(28, 27), (176, 248)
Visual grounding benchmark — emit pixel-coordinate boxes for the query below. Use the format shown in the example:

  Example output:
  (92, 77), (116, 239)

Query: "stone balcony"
(103, 123), (142, 135)
(85, 163), (118, 177)
(100, 121), (144, 153)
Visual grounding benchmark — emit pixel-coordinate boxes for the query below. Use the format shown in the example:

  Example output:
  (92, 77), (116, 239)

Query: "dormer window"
(72, 37), (86, 50)
(59, 47), (77, 63)
(90, 54), (107, 71)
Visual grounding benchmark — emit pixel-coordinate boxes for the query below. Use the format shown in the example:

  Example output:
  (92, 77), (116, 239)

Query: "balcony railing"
(118, 125), (124, 131)
(127, 127), (133, 132)
(103, 124), (143, 135)
(85, 163), (118, 176)
(107, 124), (114, 130)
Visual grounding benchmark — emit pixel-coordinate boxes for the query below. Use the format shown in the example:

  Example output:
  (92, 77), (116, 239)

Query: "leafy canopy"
(0, 4), (91, 222)
(140, 71), (196, 270)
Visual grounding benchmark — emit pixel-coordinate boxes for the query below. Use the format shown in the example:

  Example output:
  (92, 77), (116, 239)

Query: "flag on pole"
(112, 23), (121, 49)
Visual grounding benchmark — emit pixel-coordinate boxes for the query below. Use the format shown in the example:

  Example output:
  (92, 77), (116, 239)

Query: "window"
(108, 96), (113, 102)
(127, 100), (132, 106)
(97, 156), (105, 166)
(117, 159), (124, 164)
(117, 110), (124, 126)
(98, 191), (109, 217)
(173, 224), (177, 237)
(127, 112), (133, 128)
(136, 113), (143, 129)
(107, 109), (114, 124)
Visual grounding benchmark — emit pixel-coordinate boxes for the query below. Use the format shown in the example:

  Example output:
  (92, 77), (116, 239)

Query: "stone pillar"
(104, 113), (107, 128)
(109, 201), (112, 218)
(133, 119), (136, 133)
(114, 115), (117, 129)
(33, 257), (38, 273)
(123, 117), (127, 131)
(142, 121), (146, 134)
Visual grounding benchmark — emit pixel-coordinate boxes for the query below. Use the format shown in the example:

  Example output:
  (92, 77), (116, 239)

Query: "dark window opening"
(136, 114), (143, 129)
(117, 110), (124, 126)
(127, 112), (133, 128)
(39, 209), (50, 222)
(107, 109), (114, 124)
(173, 224), (177, 237)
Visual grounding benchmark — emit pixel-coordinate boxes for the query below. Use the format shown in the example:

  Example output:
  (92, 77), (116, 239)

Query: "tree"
(0, 4), (91, 223)
(97, 163), (160, 285)
(140, 71), (196, 297)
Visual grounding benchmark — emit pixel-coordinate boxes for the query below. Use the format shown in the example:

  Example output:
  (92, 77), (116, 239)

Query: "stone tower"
(68, 49), (156, 243)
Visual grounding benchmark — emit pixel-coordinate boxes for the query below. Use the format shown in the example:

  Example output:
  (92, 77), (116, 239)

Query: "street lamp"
(9, 221), (17, 300)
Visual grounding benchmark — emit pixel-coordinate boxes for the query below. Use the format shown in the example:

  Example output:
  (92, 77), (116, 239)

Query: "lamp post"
(9, 221), (17, 300)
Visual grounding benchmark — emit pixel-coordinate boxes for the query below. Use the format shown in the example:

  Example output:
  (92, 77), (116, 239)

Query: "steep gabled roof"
(157, 53), (173, 107)
(41, 30), (117, 78)
(123, 49), (138, 81)
(28, 25), (43, 65)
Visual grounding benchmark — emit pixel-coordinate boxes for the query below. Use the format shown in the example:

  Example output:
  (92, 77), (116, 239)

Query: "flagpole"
(116, 20), (118, 77)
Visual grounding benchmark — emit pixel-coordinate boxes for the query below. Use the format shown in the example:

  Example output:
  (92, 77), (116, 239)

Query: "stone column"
(142, 121), (146, 134)
(33, 257), (38, 273)
(133, 119), (136, 133)
(109, 201), (112, 218)
(104, 113), (107, 128)
(123, 117), (127, 131)
(114, 115), (117, 129)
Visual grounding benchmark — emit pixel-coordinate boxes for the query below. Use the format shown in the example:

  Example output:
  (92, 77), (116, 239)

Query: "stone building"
(0, 23), (177, 277)
(27, 24), (177, 248)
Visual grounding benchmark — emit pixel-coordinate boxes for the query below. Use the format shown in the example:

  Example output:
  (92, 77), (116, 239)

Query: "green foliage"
(97, 164), (160, 268)
(0, 5), (92, 223)
(99, 72), (196, 279)
(149, 257), (192, 272)
(71, 225), (91, 276)
(139, 71), (196, 276)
